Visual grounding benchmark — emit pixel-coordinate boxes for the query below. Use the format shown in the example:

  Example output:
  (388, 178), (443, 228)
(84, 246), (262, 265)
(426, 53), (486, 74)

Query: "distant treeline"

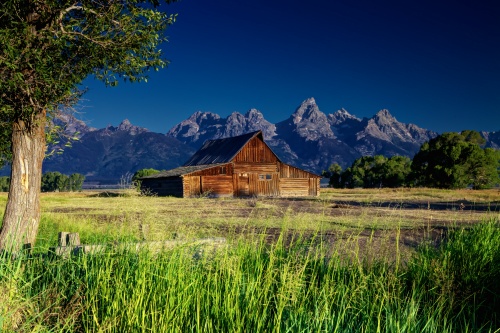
(323, 130), (500, 189)
(0, 172), (85, 192)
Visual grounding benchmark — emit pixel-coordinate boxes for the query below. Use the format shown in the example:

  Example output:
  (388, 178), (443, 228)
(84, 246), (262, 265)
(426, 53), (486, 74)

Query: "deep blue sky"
(79, 0), (500, 134)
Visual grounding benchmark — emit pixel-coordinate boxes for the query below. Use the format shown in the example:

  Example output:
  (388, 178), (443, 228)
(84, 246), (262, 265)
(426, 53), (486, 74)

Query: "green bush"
(0, 176), (9, 192)
(132, 168), (162, 182)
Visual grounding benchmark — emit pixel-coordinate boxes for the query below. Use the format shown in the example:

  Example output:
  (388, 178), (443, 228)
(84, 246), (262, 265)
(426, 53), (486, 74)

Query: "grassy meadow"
(0, 188), (499, 332)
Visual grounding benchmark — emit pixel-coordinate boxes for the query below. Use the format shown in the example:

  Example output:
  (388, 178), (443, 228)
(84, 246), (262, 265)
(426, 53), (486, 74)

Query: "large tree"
(41, 171), (85, 192)
(322, 163), (342, 188)
(339, 155), (411, 188)
(0, 0), (177, 252)
(383, 155), (412, 188)
(411, 131), (500, 189)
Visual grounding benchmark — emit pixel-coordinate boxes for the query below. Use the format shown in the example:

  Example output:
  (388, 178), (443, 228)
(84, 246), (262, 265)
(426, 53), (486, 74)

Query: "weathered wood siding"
(279, 163), (317, 179)
(181, 164), (234, 197)
(280, 178), (309, 197)
(233, 137), (278, 163)
(236, 175), (249, 196)
(189, 164), (233, 177)
(279, 178), (320, 197)
(141, 177), (183, 197)
(233, 163), (278, 174)
(183, 174), (234, 197)
(278, 163), (321, 197)
(201, 176), (234, 196)
(183, 176), (201, 197)
(246, 173), (279, 196)
(232, 138), (281, 196)
(309, 178), (320, 196)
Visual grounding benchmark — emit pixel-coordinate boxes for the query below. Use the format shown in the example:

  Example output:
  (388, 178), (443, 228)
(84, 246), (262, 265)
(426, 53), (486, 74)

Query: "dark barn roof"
(140, 163), (228, 179)
(183, 131), (279, 166)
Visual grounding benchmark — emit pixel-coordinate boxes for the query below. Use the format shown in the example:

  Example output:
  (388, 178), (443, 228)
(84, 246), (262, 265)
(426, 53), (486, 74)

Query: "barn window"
(266, 174), (272, 180)
(259, 174), (265, 180)
(259, 174), (272, 181)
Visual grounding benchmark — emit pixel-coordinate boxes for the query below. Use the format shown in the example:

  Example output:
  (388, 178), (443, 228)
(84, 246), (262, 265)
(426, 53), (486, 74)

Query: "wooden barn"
(140, 131), (320, 197)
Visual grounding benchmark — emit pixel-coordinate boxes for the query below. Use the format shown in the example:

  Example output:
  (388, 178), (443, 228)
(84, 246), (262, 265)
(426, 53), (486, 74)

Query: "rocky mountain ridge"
(40, 119), (195, 183)
(168, 98), (442, 173)
(2, 98), (497, 184)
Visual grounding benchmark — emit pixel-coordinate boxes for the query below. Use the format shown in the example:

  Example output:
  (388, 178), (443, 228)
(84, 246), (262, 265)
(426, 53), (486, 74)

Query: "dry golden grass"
(0, 280), (23, 332)
(0, 188), (498, 256)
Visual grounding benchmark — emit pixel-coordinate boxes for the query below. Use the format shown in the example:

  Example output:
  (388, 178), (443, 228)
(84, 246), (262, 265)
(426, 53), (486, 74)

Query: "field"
(32, 188), (500, 261)
(1, 188), (500, 332)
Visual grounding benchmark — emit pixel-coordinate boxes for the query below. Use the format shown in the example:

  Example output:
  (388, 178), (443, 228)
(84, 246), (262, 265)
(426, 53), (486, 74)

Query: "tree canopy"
(132, 168), (162, 182)
(327, 155), (411, 189)
(324, 130), (499, 190)
(322, 163), (342, 188)
(1, 0), (176, 126)
(41, 172), (85, 192)
(0, 0), (178, 252)
(411, 131), (500, 189)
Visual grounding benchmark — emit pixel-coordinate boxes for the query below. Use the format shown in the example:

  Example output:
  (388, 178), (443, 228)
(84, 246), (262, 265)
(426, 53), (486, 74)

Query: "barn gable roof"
(183, 130), (279, 166)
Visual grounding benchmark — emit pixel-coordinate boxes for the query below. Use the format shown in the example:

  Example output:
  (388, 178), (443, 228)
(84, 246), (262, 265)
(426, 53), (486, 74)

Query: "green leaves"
(334, 155), (412, 188)
(411, 131), (500, 189)
(41, 171), (85, 192)
(0, 0), (178, 121)
(0, 0), (178, 163)
(132, 168), (162, 181)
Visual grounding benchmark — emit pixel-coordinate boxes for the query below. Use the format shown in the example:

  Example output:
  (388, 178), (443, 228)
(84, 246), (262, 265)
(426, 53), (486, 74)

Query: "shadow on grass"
(332, 200), (500, 212)
(87, 191), (124, 198)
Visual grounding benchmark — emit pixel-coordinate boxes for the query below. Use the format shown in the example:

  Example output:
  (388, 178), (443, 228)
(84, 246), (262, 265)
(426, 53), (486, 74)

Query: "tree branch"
(57, 4), (121, 47)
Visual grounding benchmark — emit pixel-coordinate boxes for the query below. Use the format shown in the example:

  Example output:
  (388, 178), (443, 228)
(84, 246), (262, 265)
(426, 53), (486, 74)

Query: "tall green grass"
(1, 220), (500, 332)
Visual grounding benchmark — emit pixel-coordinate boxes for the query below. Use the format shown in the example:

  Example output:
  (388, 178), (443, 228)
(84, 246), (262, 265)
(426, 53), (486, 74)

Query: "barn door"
(189, 176), (201, 196)
(249, 173), (279, 197)
(237, 174), (249, 196)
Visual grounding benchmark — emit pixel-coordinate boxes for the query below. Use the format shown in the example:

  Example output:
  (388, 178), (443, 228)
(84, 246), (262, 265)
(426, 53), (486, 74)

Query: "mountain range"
(167, 98), (444, 173)
(2, 98), (498, 184)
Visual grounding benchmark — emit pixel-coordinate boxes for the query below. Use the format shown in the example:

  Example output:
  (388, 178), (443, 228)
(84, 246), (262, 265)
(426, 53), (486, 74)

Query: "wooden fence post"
(58, 231), (69, 247)
(58, 232), (81, 247)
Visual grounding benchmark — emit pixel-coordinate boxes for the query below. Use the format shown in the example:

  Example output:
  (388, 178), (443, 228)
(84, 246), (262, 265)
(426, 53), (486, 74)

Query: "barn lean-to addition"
(140, 131), (320, 197)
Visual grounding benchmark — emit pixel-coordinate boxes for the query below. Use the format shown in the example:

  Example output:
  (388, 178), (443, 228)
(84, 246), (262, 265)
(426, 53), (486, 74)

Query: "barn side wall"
(200, 175), (234, 196)
(279, 178), (309, 197)
(278, 163), (320, 197)
(182, 164), (234, 197)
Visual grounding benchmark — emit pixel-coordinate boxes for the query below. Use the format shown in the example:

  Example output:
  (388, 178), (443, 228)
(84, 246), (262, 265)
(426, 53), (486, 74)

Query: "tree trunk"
(0, 113), (46, 253)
